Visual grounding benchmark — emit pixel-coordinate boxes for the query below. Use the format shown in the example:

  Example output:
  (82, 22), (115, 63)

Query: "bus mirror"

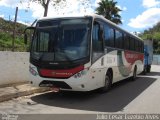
(24, 26), (35, 45)
(24, 34), (27, 45)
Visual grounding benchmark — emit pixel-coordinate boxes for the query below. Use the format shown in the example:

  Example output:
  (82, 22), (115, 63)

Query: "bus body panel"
(91, 49), (144, 84)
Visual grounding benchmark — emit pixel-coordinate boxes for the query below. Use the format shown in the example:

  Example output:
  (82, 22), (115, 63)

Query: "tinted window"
(138, 41), (140, 52)
(124, 34), (130, 50)
(115, 30), (123, 49)
(130, 37), (135, 51)
(141, 41), (143, 52)
(142, 41), (144, 53)
(92, 22), (103, 52)
(104, 24), (114, 47)
(135, 40), (139, 52)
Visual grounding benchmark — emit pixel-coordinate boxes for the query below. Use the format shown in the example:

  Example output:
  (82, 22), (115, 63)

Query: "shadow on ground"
(144, 72), (160, 76)
(31, 75), (157, 112)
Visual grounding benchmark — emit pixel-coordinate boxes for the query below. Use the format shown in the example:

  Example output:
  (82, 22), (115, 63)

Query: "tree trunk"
(43, 6), (48, 17)
(43, 0), (50, 17)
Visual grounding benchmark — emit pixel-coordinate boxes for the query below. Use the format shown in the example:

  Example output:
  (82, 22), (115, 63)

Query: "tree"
(21, 0), (93, 17)
(140, 21), (160, 54)
(95, 0), (122, 24)
(29, 0), (65, 17)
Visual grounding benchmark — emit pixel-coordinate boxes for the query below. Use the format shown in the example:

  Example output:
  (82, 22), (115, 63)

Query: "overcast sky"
(0, 0), (160, 32)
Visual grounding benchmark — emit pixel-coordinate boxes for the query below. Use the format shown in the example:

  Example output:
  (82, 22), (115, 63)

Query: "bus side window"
(142, 42), (144, 53)
(104, 24), (114, 47)
(130, 37), (135, 51)
(92, 22), (104, 52)
(115, 30), (123, 49)
(124, 34), (130, 50)
(135, 40), (138, 52)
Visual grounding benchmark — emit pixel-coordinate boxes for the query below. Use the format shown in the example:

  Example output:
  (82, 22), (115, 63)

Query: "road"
(0, 65), (160, 120)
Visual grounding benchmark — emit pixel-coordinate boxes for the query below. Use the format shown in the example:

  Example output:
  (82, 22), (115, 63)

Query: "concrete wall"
(153, 55), (160, 65)
(0, 52), (30, 85)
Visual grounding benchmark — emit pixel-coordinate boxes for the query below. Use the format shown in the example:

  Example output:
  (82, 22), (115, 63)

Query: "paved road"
(0, 65), (160, 119)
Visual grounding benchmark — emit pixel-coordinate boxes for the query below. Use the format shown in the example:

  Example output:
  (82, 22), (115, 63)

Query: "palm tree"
(96, 0), (122, 24)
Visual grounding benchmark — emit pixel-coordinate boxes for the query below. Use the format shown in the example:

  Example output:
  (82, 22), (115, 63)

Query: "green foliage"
(153, 32), (160, 40)
(0, 18), (26, 34)
(95, 0), (122, 24)
(0, 32), (27, 51)
(140, 21), (160, 54)
(0, 18), (28, 51)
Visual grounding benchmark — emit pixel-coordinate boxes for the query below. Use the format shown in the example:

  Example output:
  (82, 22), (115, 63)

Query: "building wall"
(0, 52), (30, 85)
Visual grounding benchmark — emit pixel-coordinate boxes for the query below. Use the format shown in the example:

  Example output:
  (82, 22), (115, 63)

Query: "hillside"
(139, 22), (160, 54)
(0, 17), (28, 51)
(0, 17), (27, 34)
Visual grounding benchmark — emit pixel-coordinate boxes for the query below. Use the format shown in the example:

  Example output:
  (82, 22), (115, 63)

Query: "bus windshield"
(31, 18), (91, 62)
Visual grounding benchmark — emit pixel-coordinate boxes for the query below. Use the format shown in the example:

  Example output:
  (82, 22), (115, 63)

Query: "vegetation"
(139, 22), (160, 54)
(95, 0), (122, 24)
(0, 17), (28, 51)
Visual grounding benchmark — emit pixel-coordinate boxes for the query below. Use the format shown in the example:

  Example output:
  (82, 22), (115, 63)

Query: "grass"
(0, 32), (28, 51)
(0, 17), (28, 52)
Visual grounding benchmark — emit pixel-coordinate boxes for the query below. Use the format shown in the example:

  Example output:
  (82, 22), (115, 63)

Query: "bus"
(24, 14), (144, 92)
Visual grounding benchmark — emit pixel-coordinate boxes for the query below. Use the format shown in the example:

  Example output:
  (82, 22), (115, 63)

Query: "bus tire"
(99, 72), (112, 93)
(131, 67), (137, 81)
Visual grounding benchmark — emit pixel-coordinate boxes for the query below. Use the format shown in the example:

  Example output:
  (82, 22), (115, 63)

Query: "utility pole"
(12, 7), (18, 52)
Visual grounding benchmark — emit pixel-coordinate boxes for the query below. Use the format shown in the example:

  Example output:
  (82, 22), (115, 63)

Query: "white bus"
(24, 14), (144, 92)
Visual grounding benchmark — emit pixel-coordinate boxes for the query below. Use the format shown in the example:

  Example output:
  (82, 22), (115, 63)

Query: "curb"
(0, 87), (50, 103)
(0, 82), (29, 88)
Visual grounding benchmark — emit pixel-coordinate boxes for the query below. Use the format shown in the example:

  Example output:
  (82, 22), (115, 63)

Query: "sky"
(0, 0), (160, 33)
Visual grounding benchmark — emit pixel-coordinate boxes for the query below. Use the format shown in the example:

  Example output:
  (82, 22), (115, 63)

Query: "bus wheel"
(131, 67), (137, 81)
(99, 72), (112, 93)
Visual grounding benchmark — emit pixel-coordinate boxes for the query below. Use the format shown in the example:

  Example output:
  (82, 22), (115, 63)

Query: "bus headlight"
(74, 68), (89, 78)
(29, 66), (38, 76)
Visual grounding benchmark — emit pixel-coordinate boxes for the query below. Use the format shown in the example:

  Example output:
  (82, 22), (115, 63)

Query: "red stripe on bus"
(124, 51), (144, 65)
(39, 65), (84, 78)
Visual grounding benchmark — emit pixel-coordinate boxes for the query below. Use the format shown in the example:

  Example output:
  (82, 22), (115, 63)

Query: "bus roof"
(38, 14), (143, 41)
